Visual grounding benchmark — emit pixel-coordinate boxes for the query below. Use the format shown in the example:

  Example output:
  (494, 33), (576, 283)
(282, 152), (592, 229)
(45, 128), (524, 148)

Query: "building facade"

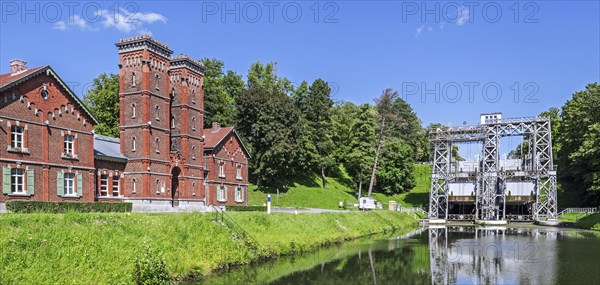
(0, 36), (249, 211)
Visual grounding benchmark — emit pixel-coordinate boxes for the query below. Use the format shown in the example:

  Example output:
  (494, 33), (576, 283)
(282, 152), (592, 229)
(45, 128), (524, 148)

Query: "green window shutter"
(26, 169), (35, 196)
(2, 166), (10, 194)
(77, 172), (83, 197)
(57, 171), (64, 197)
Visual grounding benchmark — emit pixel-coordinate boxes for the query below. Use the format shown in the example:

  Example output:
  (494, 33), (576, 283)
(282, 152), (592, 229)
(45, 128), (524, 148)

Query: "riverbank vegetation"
(575, 213), (600, 231)
(0, 211), (417, 284)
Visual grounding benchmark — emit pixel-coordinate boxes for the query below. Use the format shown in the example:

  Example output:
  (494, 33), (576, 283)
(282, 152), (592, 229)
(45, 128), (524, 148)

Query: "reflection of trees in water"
(270, 237), (431, 285)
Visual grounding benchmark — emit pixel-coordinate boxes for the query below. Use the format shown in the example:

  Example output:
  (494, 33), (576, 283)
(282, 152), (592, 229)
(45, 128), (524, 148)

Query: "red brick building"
(0, 36), (249, 211)
(203, 122), (250, 206)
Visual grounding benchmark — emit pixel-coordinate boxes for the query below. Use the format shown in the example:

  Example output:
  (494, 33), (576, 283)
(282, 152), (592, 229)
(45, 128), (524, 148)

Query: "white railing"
(558, 207), (599, 216)
(400, 206), (427, 214)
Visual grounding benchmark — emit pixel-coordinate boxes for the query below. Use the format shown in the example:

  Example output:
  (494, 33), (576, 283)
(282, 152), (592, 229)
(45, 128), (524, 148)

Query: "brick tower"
(116, 35), (174, 201)
(168, 55), (205, 202)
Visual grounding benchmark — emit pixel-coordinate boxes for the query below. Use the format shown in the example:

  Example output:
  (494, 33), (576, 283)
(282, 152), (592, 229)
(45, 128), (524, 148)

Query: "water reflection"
(198, 226), (600, 285)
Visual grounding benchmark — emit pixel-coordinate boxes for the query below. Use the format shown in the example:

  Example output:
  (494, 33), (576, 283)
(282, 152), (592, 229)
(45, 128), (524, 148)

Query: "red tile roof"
(203, 126), (234, 149)
(0, 66), (47, 89)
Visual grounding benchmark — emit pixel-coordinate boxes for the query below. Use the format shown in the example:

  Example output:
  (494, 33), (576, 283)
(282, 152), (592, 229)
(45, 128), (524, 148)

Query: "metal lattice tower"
(428, 114), (557, 221)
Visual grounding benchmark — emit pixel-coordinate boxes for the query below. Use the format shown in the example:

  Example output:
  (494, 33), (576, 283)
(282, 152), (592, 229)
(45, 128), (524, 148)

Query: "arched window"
(192, 182), (196, 196)
(155, 137), (160, 153)
(132, 72), (136, 87)
(171, 116), (175, 129)
(155, 73), (160, 90)
(155, 105), (160, 121)
(132, 136), (137, 152)
(192, 116), (196, 131)
(191, 90), (196, 104)
(156, 179), (160, 194)
(131, 103), (136, 118)
(192, 145), (196, 160)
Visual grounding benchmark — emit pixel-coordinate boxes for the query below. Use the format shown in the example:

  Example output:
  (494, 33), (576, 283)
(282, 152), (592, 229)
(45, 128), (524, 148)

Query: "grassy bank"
(0, 211), (417, 284)
(248, 164), (431, 209)
(574, 212), (600, 231)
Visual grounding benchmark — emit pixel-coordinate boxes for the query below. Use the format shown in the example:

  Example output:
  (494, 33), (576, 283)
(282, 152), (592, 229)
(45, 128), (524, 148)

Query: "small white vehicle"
(359, 197), (377, 211)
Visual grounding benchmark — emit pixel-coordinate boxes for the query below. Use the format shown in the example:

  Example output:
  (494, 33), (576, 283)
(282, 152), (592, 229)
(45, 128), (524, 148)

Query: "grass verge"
(575, 212), (600, 231)
(0, 211), (417, 283)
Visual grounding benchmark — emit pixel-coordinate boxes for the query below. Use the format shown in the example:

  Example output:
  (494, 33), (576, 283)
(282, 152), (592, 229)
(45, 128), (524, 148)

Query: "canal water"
(200, 226), (600, 285)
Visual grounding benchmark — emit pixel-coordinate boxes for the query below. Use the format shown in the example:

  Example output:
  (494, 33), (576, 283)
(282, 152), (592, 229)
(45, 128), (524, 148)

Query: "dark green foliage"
(376, 140), (416, 194)
(226, 205), (267, 212)
(201, 58), (245, 128)
(82, 73), (120, 137)
(133, 243), (172, 285)
(557, 83), (600, 206)
(236, 86), (304, 186)
(345, 104), (376, 187)
(6, 201), (132, 213)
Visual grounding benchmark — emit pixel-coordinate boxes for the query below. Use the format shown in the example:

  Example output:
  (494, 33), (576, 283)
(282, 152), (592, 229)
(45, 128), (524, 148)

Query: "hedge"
(226, 205), (267, 212)
(5, 201), (132, 213)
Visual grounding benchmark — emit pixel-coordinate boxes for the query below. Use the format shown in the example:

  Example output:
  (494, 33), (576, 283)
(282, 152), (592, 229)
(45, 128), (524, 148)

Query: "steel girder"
(428, 116), (558, 221)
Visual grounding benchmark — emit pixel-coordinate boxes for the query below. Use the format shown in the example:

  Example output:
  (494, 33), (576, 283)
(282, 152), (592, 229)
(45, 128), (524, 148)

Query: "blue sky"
(1, 1), (599, 130)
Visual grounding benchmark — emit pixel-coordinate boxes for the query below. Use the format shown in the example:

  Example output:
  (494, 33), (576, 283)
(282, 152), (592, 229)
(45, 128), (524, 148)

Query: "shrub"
(133, 243), (172, 285)
(5, 201), (132, 213)
(226, 205), (267, 212)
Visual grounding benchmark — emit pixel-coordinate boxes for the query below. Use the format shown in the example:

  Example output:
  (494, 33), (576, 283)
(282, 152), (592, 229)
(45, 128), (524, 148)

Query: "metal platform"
(428, 113), (558, 222)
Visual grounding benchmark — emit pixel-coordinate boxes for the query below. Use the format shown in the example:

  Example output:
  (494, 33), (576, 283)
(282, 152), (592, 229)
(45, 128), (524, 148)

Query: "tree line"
(81, 59), (599, 205)
(82, 59), (428, 196)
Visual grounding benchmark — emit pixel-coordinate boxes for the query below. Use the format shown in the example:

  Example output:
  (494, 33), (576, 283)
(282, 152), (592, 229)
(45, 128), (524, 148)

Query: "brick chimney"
(212, 122), (221, 130)
(10, 59), (27, 75)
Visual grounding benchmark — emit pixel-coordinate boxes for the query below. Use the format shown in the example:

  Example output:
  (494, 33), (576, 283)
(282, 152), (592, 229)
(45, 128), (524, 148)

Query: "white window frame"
(112, 175), (120, 197)
(64, 173), (75, 196)
(236, 164), (242, 180)
(11, 168), (25, 194)
(234, 186), (244, 202)
(64, 134), (74, 156)
(100, 174), (108, 197)
(218, 161), (225, 178)
(217, 185), (227, 202)
(11, 125), (23, 149)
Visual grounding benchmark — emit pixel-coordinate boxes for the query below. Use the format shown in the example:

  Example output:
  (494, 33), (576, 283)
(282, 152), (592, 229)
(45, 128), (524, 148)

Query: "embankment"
(0, 211), (417, 283)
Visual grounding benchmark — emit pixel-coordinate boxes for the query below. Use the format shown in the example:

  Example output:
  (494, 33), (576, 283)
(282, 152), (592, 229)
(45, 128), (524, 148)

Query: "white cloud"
(52, 21), (66, 30)
(457, 6), (470, 26)
(52, 8), (166, 34)
(415, 25), (424, 37)
(97, 8), (166, 33)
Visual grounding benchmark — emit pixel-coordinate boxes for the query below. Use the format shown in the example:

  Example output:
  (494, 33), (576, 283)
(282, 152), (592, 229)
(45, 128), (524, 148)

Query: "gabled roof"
(203, 126), (251, 158)
(94, 134), (127, 162)
(0, 65), (98, 124)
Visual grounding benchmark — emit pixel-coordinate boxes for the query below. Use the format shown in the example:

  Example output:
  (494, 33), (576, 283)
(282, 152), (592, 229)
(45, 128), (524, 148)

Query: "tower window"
(155, 137), (160, 153)
(132, 136), (137, 152)
(132, 72), (136, 87)
(155, 74), (160, 90)
(131, 103), (136, 118)
(155, 105), (160, 121)
(192, 145), (196, 160)
(192, 117), (196, 131)
(132, 178), (137, 194)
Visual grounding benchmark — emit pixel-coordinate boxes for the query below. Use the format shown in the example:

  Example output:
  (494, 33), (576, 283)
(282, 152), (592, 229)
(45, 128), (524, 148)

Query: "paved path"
(271, 206), (349, 214)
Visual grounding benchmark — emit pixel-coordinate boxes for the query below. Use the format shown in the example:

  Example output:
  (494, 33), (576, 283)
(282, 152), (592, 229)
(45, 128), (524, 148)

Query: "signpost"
(267, 194), (271, 214)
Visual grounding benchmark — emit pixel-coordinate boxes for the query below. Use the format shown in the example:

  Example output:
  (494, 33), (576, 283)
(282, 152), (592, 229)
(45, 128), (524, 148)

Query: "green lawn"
(558, 212), (588, 222)
(0, 211), (418, 283)
(248, 164), (432, 210)
(575, 212), (600, 231)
